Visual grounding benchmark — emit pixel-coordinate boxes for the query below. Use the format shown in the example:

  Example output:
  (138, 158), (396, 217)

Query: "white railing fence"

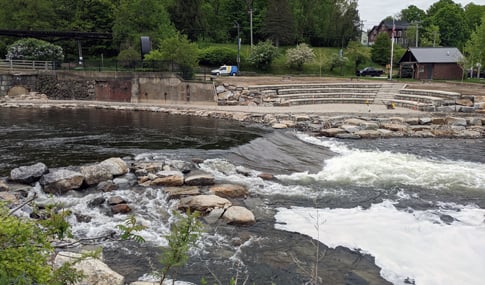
(0, 59), (54, 71)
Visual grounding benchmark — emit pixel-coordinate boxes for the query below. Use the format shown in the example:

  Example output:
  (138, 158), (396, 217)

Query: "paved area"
(166, 101), (421, 115)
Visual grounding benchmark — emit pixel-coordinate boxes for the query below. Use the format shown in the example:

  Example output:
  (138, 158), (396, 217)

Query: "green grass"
(197, 42), (380, 77)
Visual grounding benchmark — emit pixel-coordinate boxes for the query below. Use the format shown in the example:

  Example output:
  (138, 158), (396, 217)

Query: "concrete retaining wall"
(0, 71), (215, 103)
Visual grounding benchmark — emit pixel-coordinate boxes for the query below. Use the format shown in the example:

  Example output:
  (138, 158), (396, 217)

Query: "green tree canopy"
(399, 5), (426, 22)
(346, 41), (371, 70)
(371, 32), (391, 66)
(112, 0), (175, 49)
(465, 14), (485, 69)
(263, 0), (295, 46)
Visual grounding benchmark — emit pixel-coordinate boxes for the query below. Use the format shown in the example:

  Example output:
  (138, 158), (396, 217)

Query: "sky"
(357, 0), (481, 30)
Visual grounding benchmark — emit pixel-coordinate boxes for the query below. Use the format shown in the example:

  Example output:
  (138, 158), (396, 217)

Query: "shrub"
(158, 210), (203, 284)
(0, 202), (83, 284)
(248, 40), (279, 70)
(198, 47), (237, 66)
(286, 43), (315, 70)
(6, 38), (64, 61)
(118, 47), (140, 68)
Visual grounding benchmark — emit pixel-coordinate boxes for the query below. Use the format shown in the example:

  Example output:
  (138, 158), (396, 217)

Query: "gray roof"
(408, 47), (463, 63)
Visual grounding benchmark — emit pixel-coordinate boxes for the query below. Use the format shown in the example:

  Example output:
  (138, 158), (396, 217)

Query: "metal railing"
(0, 59), (54, 71)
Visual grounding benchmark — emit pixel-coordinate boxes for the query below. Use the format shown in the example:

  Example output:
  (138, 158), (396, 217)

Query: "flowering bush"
(6, 38), (64, 61)
(286, 43), (315, 70)
(248, 40), (279, 70)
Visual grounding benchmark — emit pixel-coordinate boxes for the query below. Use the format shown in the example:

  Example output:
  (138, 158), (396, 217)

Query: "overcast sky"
(357, 0), (479, 29)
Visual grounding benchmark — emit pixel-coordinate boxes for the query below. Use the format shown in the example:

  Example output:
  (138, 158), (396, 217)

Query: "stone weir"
(1, 99), (484, 139)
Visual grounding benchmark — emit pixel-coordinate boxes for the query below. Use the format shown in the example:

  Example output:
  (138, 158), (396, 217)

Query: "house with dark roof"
(398, 47), (464, 80)
(368, 20), (410, 46)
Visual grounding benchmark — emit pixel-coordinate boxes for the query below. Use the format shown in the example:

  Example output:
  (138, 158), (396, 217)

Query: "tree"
(464, 3), (485, 32)
(0, 202), (83, 284)
(286, 43), (315, 70)
(0, 0), (56, 30)
(464, 15), (485, 73)
(420, 24), (441, 47)
(263, 0), (296, 46)
(248, 40), (279, 70)
(168, 0), (204, 41)
(345, 41), (370, 71)
(430, 3), (468, 48)
(371, 32), (391, 66)
(148, 33), (199, 79)
(399, 5), (426, 23)
(158, 210), (202, 285)
(112, 0), (175, 49)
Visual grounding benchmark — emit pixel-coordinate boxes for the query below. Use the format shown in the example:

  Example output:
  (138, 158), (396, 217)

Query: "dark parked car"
(356, 67), (384, 77)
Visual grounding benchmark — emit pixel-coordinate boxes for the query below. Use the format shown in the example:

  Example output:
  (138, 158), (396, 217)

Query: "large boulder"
(54, 252), (124, 285)
(178, 195), (231, 212)
(210, 184), (248, 198)
(184, 171), (215, 186)
(163, 186), (200, 200)
(100, 157), (129, 176)
(9, 162), (48, 184)
(319, 128), (345, 137)
(40, 169), (84, 194)
(80, 164), (113, 186)
(222, 206), (256, 225)
(111, 203), (132, 214)
(151, 171), (184, 186)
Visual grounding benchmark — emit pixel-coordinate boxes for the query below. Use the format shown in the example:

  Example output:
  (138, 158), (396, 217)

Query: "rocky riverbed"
(1, 153), (393, 285)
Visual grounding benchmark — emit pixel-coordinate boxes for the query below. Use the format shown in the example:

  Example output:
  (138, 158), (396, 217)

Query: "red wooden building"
(398, 47), (464, 80)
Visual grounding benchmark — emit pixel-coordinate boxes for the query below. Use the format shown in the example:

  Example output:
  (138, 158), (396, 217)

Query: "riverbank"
(1, 99), (484, 138)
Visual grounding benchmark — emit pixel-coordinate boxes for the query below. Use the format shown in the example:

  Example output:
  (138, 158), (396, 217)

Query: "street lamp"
(234, 21), (241, 73)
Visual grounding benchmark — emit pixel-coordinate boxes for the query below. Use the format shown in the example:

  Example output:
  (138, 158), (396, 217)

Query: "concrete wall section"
(134, 76), (215, 104)
(0, 73), (38, 96)
(0, 71), (216, 104)
(95, 80), (132, 102)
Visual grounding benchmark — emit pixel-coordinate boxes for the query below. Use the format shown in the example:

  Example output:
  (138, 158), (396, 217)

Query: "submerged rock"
(0, 180), (9, 191)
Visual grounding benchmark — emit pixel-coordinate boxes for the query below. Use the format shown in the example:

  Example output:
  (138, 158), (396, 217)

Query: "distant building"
(368, 20), (410, 46)
(360, 30), (368, 46)
(398, 47), (464, 80)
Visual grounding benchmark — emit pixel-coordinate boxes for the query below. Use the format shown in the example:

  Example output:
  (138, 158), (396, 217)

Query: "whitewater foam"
(275, 200), (485, 285)
(283, 133), (485, 191)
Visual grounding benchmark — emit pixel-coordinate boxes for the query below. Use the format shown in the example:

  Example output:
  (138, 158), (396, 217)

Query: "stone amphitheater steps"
(248, 83), (384, 106)
(388, 88), (462, 111)
(372, 83), (406, 105)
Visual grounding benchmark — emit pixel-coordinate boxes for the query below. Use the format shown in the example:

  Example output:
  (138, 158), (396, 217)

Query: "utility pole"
(246, 0), (254, 50)
(415, 22), (419, 47)
(390, 18), (395, 80)
(234, 21), (241, 72)
(249, 8), (253, 49)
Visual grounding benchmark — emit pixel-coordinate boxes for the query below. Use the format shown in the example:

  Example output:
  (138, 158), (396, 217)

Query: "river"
(1, 107), (485, 285)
